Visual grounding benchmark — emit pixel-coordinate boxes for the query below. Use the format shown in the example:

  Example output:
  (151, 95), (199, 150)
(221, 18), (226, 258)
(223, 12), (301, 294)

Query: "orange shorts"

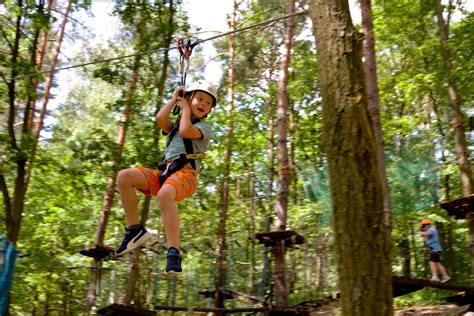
(136, 165), (198, 202)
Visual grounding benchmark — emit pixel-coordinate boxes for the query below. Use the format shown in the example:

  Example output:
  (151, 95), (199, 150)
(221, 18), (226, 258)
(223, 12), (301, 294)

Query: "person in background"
(418, 219), (451, 282)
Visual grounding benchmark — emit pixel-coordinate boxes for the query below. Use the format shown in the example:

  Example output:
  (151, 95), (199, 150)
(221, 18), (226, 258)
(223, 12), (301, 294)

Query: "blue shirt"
(425, 227), (442, 252)
(165, 121), (212, 172)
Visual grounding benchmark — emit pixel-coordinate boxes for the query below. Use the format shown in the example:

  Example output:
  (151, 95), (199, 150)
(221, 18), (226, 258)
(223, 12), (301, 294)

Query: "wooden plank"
(97, 303), (156, 315)
(393, 276), (474, 292)
(78, 245), (114, 260)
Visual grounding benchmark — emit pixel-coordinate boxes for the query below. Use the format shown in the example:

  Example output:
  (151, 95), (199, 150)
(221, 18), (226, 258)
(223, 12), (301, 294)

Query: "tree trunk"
(248, 174), (256, 295)
(263, 50), (276, 302)
(409, 225), (421, 277)
(360, 0), (392, 231)
(273, 0), (296, 308)
(315, 235), (326, 291)
(87, 49), (142, 313)
(446, 221), (456, 279)
(153, 0), (176, 149)
(434, 0), (472, 197)
(4, 0), (71, 246)
(93, 62), (140, 247)
(25, 0), (53, 135)
(399, 237), (411, 277)
(274, 0), (295, 233)
(309, 0), (393, 314)
(33, 0), (72, 145)
(289, 105), (298, 206)
(434, 0), (474, 276)
(215, 1), (236, 311)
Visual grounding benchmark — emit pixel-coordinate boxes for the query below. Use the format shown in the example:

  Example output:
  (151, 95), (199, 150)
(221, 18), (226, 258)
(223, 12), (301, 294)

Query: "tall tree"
(434, 0), (472, 197)
(360, 0), (392, 230)
(86, 2), (146, 309)
(1, 0), (75, 244)
(215, 0), (237, 310)
(309, 0), (392, 314)
(273, 0), (295, 307)
(434, 0), (474, 275)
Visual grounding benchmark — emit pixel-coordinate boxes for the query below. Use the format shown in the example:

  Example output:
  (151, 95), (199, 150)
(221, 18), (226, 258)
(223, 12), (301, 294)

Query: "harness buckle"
(185, 153), (205, 160)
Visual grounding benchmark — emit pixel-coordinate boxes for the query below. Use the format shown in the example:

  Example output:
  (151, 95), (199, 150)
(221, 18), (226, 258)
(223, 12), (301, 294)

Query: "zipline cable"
(10, 9), (308, 81)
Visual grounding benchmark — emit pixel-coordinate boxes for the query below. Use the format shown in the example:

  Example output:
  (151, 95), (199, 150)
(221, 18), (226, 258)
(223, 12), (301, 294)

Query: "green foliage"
(451, 12), (474, 106)
(4, 0), (474, 313)
(394, 288), (457, 308)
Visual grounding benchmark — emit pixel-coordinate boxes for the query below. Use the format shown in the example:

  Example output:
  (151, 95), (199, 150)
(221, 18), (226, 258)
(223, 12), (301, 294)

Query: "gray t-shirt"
(164, 121), (212, 172)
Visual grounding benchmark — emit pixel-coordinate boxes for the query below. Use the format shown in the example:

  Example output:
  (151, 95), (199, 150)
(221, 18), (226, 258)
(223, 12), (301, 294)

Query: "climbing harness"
(157, 118), (203, 186)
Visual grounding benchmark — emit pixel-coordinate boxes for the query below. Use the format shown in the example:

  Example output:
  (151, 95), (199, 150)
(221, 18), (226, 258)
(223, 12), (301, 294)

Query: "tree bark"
(434, 0), (474, 276)
(273, 0), (296, 307)
(215, 0), (236, 311)
(125, 196), (151, 306)
(360, 0), (392, 231)
(5, 0), (71, 245)
(87, 37), (142, 312)
(248, 174), (257, 294)
(309, 0), (393, 314)
(274, 0), (295, 232)
(434, 0), (472, 197)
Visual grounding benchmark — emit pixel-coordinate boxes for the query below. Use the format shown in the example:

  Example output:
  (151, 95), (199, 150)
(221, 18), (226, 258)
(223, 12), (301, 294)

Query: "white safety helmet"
(186, 80), (218, 107)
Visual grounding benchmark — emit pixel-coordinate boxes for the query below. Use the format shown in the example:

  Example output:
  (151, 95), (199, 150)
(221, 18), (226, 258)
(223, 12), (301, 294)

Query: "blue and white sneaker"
(115, 225), (152, 256)
(165, 247), (182, 275)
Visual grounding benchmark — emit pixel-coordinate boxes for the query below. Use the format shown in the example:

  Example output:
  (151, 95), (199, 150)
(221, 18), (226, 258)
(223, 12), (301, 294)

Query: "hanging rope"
(9, 9), (309, 81)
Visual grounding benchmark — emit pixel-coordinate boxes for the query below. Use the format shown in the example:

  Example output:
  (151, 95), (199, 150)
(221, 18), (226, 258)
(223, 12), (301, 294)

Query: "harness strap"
(158, 117), (204, 185)
(183, 137), (196, 170)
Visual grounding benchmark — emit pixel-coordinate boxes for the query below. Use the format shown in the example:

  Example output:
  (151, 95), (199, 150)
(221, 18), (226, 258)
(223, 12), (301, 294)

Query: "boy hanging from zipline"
(114, 38), (218, 274)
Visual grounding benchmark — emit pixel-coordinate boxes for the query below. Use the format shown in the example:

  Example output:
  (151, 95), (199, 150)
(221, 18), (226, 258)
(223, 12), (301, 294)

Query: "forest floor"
(394, 304), (472, 315)
(305, 303), (472, 315)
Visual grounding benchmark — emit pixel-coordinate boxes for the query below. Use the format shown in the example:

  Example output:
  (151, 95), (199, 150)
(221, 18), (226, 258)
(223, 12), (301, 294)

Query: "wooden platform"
(255, 230), (305, 247)
(440, 195), (474, 219)
(392, 277), (424, 297)
(78, 245), (114, 260)
(198, 289), (235, 300)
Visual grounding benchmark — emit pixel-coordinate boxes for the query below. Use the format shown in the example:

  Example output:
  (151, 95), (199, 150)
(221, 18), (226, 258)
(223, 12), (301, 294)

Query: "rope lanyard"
(177, 37), (198, 87)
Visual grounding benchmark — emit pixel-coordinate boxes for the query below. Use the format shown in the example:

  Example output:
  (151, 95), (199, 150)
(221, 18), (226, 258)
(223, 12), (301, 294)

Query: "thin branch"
(1, 29), (14, 51)
(0, 174), (12, 227)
